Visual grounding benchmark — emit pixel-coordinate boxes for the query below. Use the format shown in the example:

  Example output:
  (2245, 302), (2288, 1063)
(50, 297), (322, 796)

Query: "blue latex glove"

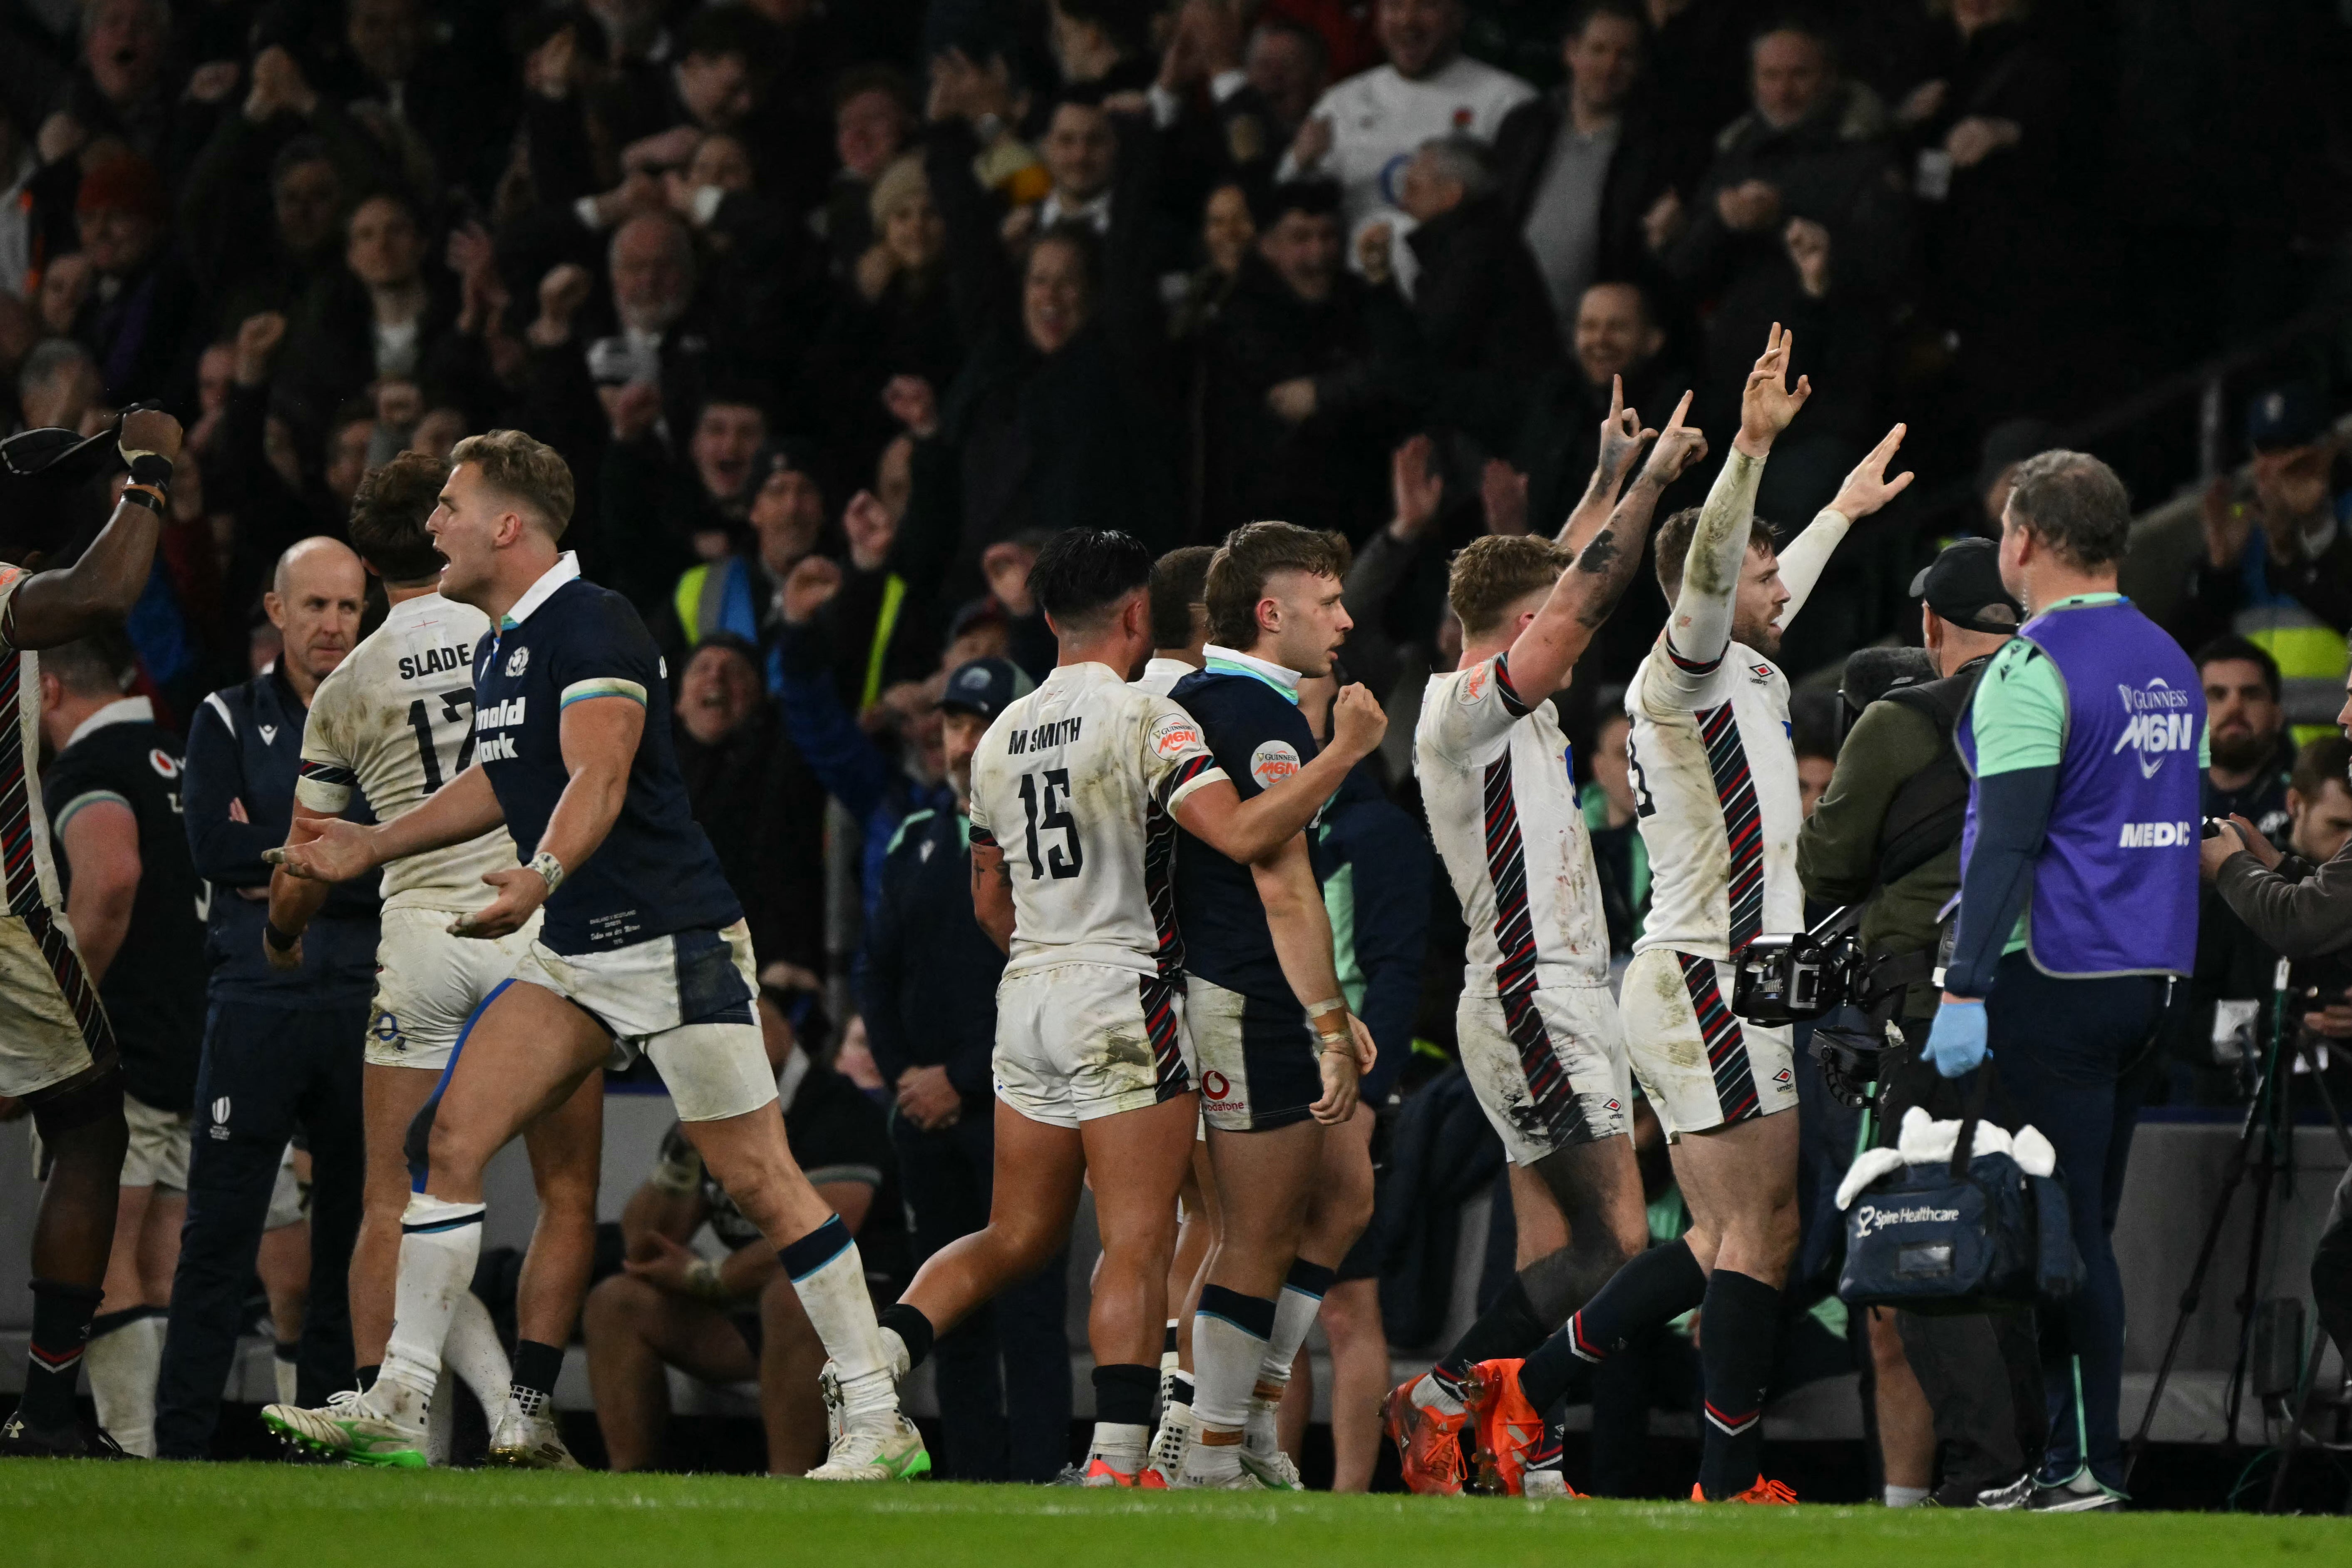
(1924, 996), (1989, 1078)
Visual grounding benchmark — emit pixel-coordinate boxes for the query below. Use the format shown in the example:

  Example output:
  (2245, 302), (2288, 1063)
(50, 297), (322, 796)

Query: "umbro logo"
(259, 725), (277, 744)
(1773, 1067), (1793, 1085)
(506, 647), (530, 677)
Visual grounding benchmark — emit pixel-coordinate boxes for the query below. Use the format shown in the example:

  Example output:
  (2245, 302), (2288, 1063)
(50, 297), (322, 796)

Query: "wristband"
(1316, 1030), (1351, 1054)
(119, 485), (164, 514)
(1306, 997), (1347, 1019)
(263, 919), (299, 953)
(124, 452), (174, 489)
(527, 850), (566, 894)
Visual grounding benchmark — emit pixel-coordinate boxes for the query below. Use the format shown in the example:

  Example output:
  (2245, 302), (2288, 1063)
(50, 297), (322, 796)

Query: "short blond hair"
(450, 429), (575, 539)
(1447, 535), (1571, 639)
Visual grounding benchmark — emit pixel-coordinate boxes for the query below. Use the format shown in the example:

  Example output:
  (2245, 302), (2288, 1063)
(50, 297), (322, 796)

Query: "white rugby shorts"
(1455, 983), (1632, 1165)
(1621, 947), (1798, 1138)
(364, 906), (539, 1071)
(506, 920), (774, 1123)
(993, 962), (1193, 1129)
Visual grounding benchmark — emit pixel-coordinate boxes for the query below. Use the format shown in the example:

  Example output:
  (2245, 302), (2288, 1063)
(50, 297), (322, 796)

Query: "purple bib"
(1959, 598), (2201, 978)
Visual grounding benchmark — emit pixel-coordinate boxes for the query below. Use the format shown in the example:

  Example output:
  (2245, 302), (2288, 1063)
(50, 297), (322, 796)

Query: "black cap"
(940, 657), (1033, 721)
(1908, 537), (2022, 635)
(2246, 383), (2326, 452)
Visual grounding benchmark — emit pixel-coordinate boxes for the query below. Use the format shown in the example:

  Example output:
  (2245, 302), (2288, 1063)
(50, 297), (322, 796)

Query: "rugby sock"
(84, 1307), (164, 1456)
(1090, 1363), (1159, 1475)
(1885, 1484), (1930, 1508)
(1167, 1371), (1195, 1410)
(20, 1278), (103, 1429)
(510, 1338), (563, 1417)
(1437, 1275), (1547, 1378)
(273, 1341), (299, 1406)
(1186, 1287), (1274, 1481)
(1520, 1238), (1706, 1412)
(1158, 1320), (1180, 1404)
(781, 1216), (897, 1422)
(425, 1364), (458, 1467)
(1696, 1269), (1781, 1500)
(442, 1290), (512, 1411)
(378, 1194), (486, 1416)
(879, 1301), (935, 1372)
(1249, 1260), (1333, 1452)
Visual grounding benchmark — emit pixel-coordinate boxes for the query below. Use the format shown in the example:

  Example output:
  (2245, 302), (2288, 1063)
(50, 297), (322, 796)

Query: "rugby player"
(1164, 524), (1381, 1491)
(1386, 387), (1706, 1496)
(1469, 327), (1913, 1503)
(0, 408), (184, 1456)
(849, 528), (1387, 1488)
(262, 452), (600, 1467)
(260, 430), (919, 1480)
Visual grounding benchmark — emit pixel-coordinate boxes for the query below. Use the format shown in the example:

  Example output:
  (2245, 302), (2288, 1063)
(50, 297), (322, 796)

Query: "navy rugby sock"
(510, 1339), (563, 1414)
(21, 1279), (103, 1429)
(1695, 1269), (1781, 1500)
(1519, 1239), (1706, 1412)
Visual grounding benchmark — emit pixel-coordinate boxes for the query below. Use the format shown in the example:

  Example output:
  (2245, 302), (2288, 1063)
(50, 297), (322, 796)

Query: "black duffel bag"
(1838, 1078), (2084, 1315)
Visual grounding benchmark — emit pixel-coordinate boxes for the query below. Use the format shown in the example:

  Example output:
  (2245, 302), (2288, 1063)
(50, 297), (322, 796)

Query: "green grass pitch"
(4, 1462), (2349, 1568)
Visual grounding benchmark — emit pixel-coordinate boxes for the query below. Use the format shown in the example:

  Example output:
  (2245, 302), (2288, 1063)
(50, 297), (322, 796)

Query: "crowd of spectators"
(7, 0), (2352, 1490)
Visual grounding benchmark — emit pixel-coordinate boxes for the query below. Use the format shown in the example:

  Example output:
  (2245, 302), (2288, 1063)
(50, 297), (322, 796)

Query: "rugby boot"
(805, 1414), (930, 1481)
(1463, 1359), (1546, 1496)
(1383, 1366), (1470, 1495)
(1693, 1477), (1799, 1504)
(262, 1388), (427, 1469)
(487, 1393), (584, 1470)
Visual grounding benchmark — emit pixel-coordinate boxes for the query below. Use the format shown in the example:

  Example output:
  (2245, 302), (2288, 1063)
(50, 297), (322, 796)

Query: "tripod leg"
(2124, 1091), (2272, 1486)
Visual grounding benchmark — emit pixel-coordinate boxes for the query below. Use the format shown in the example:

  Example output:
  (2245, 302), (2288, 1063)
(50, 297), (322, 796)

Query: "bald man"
(153, 538), (382, 1458)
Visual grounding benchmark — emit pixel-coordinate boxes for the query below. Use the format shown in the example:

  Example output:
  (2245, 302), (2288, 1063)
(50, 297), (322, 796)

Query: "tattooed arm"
(971, 835), (1015, 954)
(1505, 393), (1710, 702)
(1556, 375), (1653, 554)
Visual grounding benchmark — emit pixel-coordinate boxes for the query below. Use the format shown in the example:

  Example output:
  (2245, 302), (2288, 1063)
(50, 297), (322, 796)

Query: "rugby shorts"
(121, 1093), (193, 1189)
(507, 920), (774, 1123)
(993, 962), (1192, 1129)
(0, 907), (114, 1101)
(364, 906), (539, 1070)
(1621, 947), (1798, 1138)
(1186, 974), (1323, 1134)
(1455, 982), (1632, 1165)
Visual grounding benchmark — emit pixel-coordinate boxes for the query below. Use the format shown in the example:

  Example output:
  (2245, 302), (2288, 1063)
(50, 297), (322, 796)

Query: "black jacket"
(1494, 94), (1687, 290)
(1398, 195), (1566, 450)
(856, 803), (1001, 1107)
(673, 703), (828, 974)
(182, 666), (380, 1006)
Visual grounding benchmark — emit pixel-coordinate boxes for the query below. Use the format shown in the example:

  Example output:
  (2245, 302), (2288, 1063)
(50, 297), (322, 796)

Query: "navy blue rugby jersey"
(470, 556), (742, 952)
(1170, 648), (1322, 1001)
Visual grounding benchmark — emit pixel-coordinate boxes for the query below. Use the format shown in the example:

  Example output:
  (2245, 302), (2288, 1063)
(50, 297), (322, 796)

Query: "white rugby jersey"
(1414, 652), (1609, 992)
(1626, 635), (1806, 962)
(969, 660), (1226, 981)
(295, 592), (519, 912)
(1282, 55), (1536, 273)
(0, 567), (65, 914)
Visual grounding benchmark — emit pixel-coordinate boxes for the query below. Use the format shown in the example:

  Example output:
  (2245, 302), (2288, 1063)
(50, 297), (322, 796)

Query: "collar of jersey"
(2028, 590), (2126, 617)
(498, 552), (582, 632)
(1200, 644), (1301, 703)
(64, 695), (153, 750)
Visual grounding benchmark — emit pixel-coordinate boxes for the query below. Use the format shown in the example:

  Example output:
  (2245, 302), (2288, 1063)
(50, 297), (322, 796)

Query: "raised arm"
(1664, 326), (1810, 677)
(4, 411), (181, 651)
(1555, 377), (1655, 554)
(1176, 685), (1387, 865)
(1507, 393), (1710, 701)
(1776, 423), (1914, 628)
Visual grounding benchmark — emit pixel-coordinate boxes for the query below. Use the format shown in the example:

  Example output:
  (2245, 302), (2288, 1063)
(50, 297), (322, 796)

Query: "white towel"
(1834, 1107), (2059, 1210)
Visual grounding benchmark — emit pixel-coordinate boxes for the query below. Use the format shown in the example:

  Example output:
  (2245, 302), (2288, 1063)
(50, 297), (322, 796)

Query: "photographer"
(1796, 537), (2041, 1508)
(2201, 676), (2352, 1399)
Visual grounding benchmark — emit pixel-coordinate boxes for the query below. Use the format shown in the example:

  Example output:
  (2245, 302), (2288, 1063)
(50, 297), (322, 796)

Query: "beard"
(2210, 723), (2276, 775)
(1730, 612), (1782, 658)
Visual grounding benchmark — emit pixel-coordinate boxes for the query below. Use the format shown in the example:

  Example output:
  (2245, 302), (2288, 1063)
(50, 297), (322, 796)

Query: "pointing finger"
(1666, 388), (1694, 430)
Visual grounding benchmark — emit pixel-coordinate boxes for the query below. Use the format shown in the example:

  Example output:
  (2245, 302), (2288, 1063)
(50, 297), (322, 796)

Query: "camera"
(1810, 1022), (1892, 1108)
(1730, 906), (1867, 1026)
